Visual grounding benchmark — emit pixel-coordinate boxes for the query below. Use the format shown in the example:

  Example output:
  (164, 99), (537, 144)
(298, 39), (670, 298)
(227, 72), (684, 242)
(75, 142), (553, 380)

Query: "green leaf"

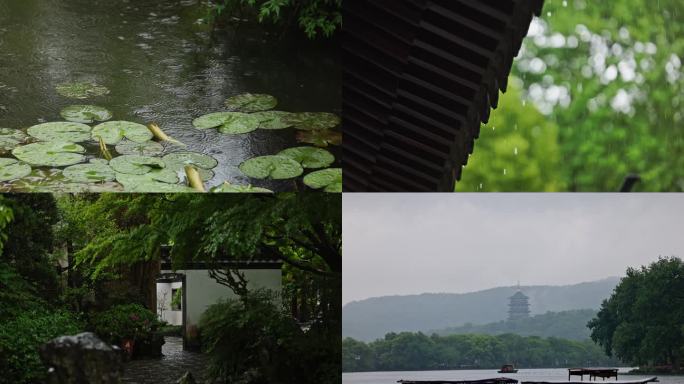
(239, 155), (303, 180)
(211, 182), (274, 193)
(0, 128), (28, 153)
(55, 82), (110, 99)
(162, 152), (218, 182)
(60, 105), (113, 123)
(92, 121), (153, 145)
(109, 155), (165, 175)
(296, 129), (341, 147)
(0, 158), (31, 181)
(115, 140), (164, 156)
(278, 146), (335, 169)
(115, 171), (187, 192)
(284, 112), (340, 130)
(251, 111), (294, 130)
(11, 142), (86, 167)
(27, 122), (92, 143)
(224, 93), (277, 112)
(62, 162), (116, 183)
(192, 112), (260, 134)
(303, 168), (342, 192)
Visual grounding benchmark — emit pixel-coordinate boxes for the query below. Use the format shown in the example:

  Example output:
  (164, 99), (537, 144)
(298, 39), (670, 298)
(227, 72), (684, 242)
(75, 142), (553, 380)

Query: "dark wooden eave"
(343, 0), (545, 191)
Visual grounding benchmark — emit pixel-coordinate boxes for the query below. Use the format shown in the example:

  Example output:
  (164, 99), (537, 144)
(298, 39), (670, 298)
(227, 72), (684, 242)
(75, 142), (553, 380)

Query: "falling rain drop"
(479, 183), (483, 190)
(503, 168), (507, 175)
(514, 147), (518, 155)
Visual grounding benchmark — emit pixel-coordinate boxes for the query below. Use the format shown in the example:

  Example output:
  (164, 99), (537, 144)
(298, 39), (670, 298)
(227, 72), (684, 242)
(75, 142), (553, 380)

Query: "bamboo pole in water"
(185, 165), (205, 192)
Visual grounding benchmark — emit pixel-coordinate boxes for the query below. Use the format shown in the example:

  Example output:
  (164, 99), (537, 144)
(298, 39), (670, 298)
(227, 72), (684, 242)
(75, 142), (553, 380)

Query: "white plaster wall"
(156, 281), (183, 325)
(181, 269), (282, 329)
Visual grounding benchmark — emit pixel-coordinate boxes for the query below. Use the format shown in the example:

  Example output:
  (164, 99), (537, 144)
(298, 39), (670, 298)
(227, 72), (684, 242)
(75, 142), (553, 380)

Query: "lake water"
(343, 368), (684, 384)
(0, 0), (339, 192)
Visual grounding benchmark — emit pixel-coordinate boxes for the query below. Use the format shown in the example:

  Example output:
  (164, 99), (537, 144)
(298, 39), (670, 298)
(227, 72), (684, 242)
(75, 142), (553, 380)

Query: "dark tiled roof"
(343, 0), (545, 191)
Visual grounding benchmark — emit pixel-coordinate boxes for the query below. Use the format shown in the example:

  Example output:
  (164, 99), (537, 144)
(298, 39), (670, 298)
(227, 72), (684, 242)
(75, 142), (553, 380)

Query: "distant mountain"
(432, 309), (598, 340)
(343, 278), (619, 341)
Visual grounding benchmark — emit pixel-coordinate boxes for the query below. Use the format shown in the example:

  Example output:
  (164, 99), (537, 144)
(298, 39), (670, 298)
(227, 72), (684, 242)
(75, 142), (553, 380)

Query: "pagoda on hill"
(508, 285), (530, 321)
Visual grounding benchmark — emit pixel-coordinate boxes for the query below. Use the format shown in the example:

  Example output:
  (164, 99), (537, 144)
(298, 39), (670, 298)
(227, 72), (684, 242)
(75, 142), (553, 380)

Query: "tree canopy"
(588, 257), (684, 370)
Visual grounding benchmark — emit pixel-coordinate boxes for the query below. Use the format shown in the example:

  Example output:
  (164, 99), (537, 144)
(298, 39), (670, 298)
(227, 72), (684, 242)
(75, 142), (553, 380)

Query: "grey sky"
(343, 194), (684, 305)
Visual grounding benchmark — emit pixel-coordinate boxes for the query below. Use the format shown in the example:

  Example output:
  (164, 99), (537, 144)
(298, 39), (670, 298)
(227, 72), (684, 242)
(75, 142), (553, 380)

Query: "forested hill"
(432, 309), (597, 341)
(343, 278), (619, 341)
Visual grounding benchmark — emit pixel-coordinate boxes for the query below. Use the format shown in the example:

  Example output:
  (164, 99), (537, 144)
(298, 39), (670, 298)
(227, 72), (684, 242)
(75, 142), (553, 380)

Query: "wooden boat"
(521, 378), (659, 384)
(498, 364), (518, 373)
(398, 379), (517, 384)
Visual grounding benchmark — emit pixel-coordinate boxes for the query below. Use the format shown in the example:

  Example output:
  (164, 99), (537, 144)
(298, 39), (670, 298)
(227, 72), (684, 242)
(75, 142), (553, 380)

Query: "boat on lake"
(498, 364), (519, 373)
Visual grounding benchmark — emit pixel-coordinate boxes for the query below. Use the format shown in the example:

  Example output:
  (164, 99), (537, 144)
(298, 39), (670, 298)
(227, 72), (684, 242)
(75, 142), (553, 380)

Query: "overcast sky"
(343, 194), (684, 305)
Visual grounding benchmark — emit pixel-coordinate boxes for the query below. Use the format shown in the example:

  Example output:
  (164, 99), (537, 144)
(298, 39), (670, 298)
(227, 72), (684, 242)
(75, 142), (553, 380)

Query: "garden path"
(122, 337), (209, 384)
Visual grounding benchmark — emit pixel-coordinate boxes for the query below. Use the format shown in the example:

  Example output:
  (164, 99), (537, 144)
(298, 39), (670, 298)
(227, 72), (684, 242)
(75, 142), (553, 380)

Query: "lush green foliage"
(434, 309), (598, 341)
(342, 332), (620, 372)
(462, 0), (683, 191)
(200, 290), (339, 384)
(588, 257), (684, 369)
(89, 303), (161, 346)
(208, 0), (341, 39)
(0, 312), (84, 384)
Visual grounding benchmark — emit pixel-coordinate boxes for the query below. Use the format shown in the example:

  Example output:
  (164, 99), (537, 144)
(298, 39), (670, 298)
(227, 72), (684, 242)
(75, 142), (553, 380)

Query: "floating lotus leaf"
(0, 158), (31, 181)
(12, 142), (86, 167)
(211, 182), (273, 193)
(277, 146), (335, 169)
(284, 112), (340, 130)
(251, 111), (293, 130)
(62, 162), (116, 183)
(56, 82), (110, 99)
(116, 173), (193, 193)
(109, 155), (165, 175)
(27, 122), (92, 143)
(303, 168), (342, 193)
(192, 112), (260, 134)
(239, 155), (303, 180)
(115, 140), (164, 156)
(296, 129), (341, 147)
(224, 93), (277, 113)
(162, 151), (218, 182)
(92, 121), (153, 145)
(60, 105), (113, 123)
(0, 128), (28, 153)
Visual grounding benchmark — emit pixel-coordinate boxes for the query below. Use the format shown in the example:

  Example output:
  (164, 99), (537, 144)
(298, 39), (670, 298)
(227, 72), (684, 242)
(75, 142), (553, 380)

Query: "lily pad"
(109, 155), (165, 175)
(56, 82), (110, 99)
(60, 105), (113, 123)
(284, 112), (340, 130)
(116, 173), (193, 192)
(211, 182), (273, 193)
(224, 93), (277, 113)
(92, 121), (153, 145)
(239, 155), (303, 180)
(296, 129), (342, 147)
(115, 140), (164, 156)
(62, 162), (116, 183)
(192, 112), (260, 134)
(251, 111), (293, 130)
(12, 142), (86, 167)
(277, 146), (335, 169)
(0, 128), (28, 153)
(0, 158), (31, 181)
(303, 168), (342, 193)
(162, 152), (218, 182)
(27, 122), (92, 143)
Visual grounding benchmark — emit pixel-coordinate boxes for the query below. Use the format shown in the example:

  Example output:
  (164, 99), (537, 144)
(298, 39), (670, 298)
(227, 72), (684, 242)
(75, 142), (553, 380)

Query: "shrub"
(0, 311), (84, 384)
(200, 289), (339, 384)
(89, 303), (161, 346)
(208, 0), (342, 39)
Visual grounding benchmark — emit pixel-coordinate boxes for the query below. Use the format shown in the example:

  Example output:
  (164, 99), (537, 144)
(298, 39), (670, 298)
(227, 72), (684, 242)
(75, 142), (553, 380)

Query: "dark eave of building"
(343, 0), (545, 191)
(160, 245), (283, 271)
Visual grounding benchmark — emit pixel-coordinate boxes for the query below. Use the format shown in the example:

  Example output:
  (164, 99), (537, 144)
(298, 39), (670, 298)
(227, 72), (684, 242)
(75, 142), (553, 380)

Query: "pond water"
(344, 368), (684, 384)
(0, 0), (340, 192)
(123, 336), (208, 383)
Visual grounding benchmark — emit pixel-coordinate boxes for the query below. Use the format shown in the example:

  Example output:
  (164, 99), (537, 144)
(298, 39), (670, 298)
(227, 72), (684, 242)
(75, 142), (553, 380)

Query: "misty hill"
(343, 278), (619, 341)
(432, 309), (598, 340)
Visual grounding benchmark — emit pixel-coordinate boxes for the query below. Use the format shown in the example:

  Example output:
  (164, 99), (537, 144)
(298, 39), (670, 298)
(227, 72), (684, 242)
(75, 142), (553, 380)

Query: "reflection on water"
(123, 336), (208, 383)
(344, 368), (684, 384)
(0, 0), (340, 191)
